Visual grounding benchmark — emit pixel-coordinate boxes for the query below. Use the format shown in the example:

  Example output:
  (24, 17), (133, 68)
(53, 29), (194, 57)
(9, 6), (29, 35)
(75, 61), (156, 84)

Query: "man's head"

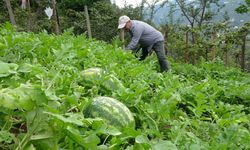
(118, 15), (132, 32)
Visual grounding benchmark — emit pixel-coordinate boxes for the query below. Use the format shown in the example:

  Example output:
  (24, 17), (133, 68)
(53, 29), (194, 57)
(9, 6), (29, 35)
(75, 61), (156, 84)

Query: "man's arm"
(125, 27), (143, 51)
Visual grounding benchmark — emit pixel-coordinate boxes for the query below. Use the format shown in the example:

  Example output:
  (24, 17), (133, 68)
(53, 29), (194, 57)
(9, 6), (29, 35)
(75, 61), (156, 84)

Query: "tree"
(235, 0), (250, 14)
(235, 0), (250, 71)
(21, 0), (32, 31)
(144, 0), (168, 25)
(89, 1), (120, 41)
(238, 23), (250, 71)
(4, 0), (16, 26)
(175, 0), (222, 28)
(139, 0), (147, 20)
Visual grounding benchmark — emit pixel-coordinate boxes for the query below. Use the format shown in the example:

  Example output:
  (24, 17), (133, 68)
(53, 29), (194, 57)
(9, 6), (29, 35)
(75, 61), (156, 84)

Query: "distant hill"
(151, 0), (249, 26)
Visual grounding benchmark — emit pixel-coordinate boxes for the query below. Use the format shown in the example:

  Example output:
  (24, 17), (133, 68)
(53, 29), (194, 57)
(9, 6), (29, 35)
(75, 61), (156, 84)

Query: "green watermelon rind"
(80, 68), (125, 91)
(84, 96), (135, 129)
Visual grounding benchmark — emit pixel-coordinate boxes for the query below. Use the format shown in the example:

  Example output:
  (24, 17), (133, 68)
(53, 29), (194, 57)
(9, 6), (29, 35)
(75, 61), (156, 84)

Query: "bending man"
(118, 15), (170, 72)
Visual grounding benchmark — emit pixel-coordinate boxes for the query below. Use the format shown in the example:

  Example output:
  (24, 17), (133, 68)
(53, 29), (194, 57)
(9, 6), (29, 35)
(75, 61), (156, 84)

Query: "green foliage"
(57, 0), (110, 10)
(235, 0), (250, 14)
(164, 21), (249, 69)
(0, 24), (249, 149)
(0, 0), (147, 42)
(89, 1), (120, 41)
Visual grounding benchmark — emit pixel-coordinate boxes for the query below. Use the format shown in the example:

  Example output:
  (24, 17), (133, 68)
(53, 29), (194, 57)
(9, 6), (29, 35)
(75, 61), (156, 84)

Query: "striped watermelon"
(81, 68), (103, 79)
(80, 68), (125, 91)
(84, 96), (135, 129)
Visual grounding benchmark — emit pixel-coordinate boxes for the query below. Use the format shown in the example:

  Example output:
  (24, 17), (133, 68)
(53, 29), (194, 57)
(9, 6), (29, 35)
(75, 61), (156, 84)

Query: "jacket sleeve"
(125, 26), (143, 50)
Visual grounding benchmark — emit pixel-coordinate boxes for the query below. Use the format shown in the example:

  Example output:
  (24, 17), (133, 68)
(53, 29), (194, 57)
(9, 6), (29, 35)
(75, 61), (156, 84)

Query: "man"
(118, 15), (170, 72)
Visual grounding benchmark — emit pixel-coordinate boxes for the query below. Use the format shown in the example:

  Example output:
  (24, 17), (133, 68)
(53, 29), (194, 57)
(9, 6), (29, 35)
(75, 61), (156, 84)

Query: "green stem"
(15, 110), (40, 150)
(46, 67), (63, 91)
(102, 134), (110, 145)
(137, 106), (159, 131)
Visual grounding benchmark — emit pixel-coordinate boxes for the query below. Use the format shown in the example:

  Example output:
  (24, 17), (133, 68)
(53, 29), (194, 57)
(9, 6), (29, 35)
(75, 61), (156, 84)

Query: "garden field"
(0, 24), (250, 150)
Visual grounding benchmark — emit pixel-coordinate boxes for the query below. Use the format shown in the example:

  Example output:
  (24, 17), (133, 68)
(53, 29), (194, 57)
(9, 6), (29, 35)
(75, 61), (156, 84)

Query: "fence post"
(52, 0), (60, 35)
(85, 5), (92, 38)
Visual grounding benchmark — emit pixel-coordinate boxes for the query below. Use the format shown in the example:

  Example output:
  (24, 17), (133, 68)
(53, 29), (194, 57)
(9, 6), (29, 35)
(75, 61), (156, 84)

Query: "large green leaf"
(151, 140), (178, 150)
(0, 62), (18, 77)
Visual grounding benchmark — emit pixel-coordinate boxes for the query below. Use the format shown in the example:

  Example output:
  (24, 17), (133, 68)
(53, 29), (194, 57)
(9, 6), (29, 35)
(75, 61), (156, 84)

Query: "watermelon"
(81, 68), (103, 79)
(84, 96), (135, 129)
(80, 68), (125, 91)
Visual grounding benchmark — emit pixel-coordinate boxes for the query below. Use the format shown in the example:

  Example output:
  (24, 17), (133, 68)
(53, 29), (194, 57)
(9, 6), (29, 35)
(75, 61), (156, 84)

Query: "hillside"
(152, 0), (250, 26)
(0, 24), (250, 149)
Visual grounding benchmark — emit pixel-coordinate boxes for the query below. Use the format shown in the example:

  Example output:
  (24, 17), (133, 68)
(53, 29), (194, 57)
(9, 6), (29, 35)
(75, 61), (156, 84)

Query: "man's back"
(128, 20), (164, 48)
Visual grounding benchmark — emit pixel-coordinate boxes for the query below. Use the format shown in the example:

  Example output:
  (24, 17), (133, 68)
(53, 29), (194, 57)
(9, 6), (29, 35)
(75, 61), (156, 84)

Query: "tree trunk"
(4, 0), (16, 26)
(27, 0), (32, 31)
(191, 51), (196, 65)
(85, 5), (92, 38)
(191, 29), (196, 64)
(198, 0), (208, 28)
(205, 47), (208, 61)
(235, 52), (240, 67)
(241, 34), (246, 71)
(210, 31), (217, 60)
(52, 0), (60, 35)
(139, 0), (146, 20)
(191, 31), (195, 44)
(185, 31), (189, 62)
(164, 25), (170, 56)
(21, 0), (26, 9)
(224, 50), (228, 67)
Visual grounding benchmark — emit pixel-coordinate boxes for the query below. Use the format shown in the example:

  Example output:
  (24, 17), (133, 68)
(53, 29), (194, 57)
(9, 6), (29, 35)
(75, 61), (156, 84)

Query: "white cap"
(118, 15), (130, 29)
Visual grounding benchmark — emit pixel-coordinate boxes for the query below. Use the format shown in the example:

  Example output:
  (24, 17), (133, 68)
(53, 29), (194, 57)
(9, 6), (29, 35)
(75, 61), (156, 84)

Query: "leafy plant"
(0, 24), (249, 149)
